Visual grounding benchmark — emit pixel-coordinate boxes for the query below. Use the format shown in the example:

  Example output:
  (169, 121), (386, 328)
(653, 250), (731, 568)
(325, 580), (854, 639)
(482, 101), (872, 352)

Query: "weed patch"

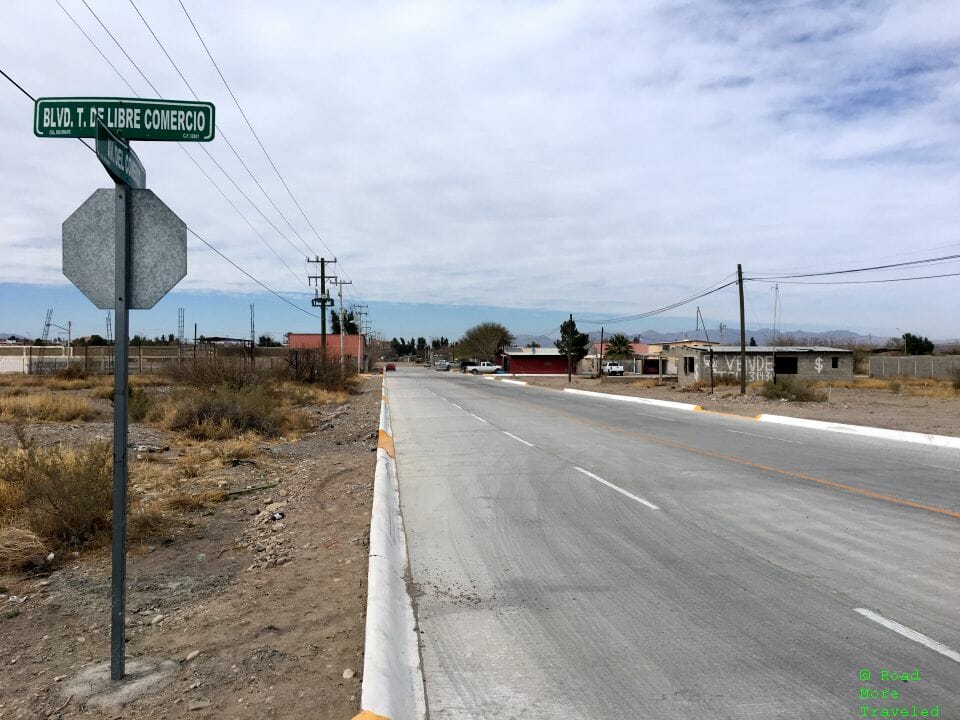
(0, 430), (112, 550)
(0, 393), (98, 422)
(759, 377), (826, 402)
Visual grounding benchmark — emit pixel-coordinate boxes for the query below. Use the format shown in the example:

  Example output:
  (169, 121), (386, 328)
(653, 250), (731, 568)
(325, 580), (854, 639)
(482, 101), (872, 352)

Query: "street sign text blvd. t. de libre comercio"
(35, 97), (215, 142)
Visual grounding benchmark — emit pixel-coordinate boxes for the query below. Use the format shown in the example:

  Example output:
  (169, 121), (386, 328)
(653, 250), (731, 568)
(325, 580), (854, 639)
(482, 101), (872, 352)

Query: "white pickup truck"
(463, 361), (501, 375)
(601, 360), (625, 376)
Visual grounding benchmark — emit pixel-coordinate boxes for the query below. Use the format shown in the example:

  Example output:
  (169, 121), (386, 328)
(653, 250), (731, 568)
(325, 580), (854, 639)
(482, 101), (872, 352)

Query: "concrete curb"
(495, 378), (528, 386)
(562, 387), (960, 450)
(563, 387), (701, 412)
(358, 382), (427, 720)
(757, 414), (960, 450)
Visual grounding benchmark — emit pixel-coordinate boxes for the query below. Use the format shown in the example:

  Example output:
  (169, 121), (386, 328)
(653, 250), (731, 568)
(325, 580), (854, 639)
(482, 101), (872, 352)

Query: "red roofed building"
(287, 333), (364, 364)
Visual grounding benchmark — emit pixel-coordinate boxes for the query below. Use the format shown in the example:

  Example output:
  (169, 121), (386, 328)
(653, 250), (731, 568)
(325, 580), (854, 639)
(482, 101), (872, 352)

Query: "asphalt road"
(386, 369), (960, 719)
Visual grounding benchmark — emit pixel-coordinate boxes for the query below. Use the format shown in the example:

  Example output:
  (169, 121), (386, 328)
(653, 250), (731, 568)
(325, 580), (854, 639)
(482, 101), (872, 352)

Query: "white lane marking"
(503, 431), (534, 447)
(451, 403), (462, 410)
(639, 412), (677, 423)
(469, 413), (488, 424)
(574, 467), (659, 510)
(923, 464), (960, 473)
(726, 429), (805, 445)
(854, 608), (960, 664)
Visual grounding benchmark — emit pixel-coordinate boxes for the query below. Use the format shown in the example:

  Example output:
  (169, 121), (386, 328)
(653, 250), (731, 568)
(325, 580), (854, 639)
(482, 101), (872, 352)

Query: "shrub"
(129, 387), (151, 421)
(0, 430), (112, 549)
(952, 369), (960, 392)
(152, 384), (283, 439)
(285, 350), (358, 391)
(56, 363), (89, 380)
(166, 356), (274, 391)
(759, 377), (826, 402)
(889, 380), (902, 394)
(0, 527), (49, 572)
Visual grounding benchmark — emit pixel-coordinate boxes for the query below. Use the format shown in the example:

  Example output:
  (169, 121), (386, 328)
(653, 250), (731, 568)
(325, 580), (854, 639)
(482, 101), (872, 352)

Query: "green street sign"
(34, 97), (215, 142)
(96, 125), (146, 189)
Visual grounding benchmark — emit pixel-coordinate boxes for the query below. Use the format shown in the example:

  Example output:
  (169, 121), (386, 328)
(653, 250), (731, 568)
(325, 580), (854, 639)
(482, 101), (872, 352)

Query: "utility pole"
(250, 304), (255, 364)
(738, 263), (746, 395)
(566, 313), (573, 383)
(307, 257), (335, 364)
(354, 305), (368, 372)
(333, 279), (352, 368)
(598, 326), (604, 378)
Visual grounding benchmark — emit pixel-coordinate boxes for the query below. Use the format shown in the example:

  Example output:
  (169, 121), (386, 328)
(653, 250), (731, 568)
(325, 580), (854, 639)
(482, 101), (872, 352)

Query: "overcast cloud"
(2, 1), (959, 337)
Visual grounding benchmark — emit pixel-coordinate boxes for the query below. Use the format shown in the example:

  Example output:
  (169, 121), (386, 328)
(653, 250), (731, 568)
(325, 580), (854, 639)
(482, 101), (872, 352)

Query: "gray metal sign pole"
(110, 181), (131, 681)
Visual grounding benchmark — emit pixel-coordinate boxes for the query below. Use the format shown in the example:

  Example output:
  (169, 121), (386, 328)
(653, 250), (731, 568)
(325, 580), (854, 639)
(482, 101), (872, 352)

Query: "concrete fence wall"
(869, 355), (960, 379)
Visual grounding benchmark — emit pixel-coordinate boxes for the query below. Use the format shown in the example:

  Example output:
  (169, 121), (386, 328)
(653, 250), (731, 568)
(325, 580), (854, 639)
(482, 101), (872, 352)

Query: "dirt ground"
(0, 376), (381, 720)
(517, 375), (960, 437)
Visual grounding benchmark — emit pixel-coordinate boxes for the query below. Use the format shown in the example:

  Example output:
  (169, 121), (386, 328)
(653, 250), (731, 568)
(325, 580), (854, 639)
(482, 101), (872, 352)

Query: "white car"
(601, 361), (624, 376)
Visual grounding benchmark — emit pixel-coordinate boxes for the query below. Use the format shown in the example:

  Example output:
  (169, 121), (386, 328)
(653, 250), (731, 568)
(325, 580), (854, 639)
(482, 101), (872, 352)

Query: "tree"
(903, 332), (934, 355)
(457, 322), (514, 361)
(555, 315), (590, 379)
(526, 341), (541, 348)
(749, 337), (757, 347)
(604, 333), (634, 360)
(258, 334), (281, 347)
(330, 310), (359, 335)
(416, 337), (427, 360)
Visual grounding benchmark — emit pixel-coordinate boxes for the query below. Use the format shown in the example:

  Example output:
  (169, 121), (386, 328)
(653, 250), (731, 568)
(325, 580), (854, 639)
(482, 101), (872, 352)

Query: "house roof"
(502, 347), (563, 356)
(684, 345), (853, 353)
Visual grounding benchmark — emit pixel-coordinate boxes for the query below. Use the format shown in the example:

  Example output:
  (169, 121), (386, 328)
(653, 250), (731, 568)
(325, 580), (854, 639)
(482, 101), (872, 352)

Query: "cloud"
(1, 0), (958, 337)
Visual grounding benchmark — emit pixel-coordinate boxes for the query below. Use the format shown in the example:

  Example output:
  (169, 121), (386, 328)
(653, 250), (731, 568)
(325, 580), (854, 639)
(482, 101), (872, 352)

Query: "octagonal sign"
(63, 188), (187, 309)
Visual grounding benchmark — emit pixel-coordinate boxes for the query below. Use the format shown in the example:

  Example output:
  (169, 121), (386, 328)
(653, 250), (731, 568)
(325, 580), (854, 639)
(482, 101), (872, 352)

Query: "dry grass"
(0, 432), (112, 550)
(0, 526), (48, 572)
(0, 393), (98, 422)
(277, 382), (349, 407)
(162, 490), (226, 511)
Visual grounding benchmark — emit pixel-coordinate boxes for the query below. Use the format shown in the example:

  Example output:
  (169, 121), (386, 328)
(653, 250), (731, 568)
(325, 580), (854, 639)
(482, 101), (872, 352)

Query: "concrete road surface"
(386, 369), (960, 719)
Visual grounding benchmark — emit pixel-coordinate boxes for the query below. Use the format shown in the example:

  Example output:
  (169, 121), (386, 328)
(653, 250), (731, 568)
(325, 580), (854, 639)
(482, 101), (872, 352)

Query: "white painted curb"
(360, 383), (427, 720)
(496, 378), (527, 386)
(563, 387), (700, 412)
(757, 414), (960, 450)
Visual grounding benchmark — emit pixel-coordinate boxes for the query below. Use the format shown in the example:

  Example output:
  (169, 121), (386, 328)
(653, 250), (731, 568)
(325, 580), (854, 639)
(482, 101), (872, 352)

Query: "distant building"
(678, 345), (854, 386)
(287, 333), (365, 363)
(500, 347), (567, 374)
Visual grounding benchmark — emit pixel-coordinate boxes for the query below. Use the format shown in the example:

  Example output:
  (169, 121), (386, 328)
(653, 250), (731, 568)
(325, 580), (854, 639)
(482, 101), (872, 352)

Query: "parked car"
(384, 362), (397, 372)
(434, 360), (451, 371)
(463, 361), (502, 375)
(601, 360), (624, 376)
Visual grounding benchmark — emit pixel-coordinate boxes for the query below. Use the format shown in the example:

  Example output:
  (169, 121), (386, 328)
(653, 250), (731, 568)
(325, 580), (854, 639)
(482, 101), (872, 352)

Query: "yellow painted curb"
(352, 712), (390, 720)
(693, 406), (759, 420)
(378, 429), (395, 459)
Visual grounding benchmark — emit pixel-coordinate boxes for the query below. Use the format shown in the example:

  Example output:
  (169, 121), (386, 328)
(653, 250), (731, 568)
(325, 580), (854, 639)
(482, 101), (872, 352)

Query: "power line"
(128, 0), (316, 259)
(177, 0), (355, 287)
(188, 229), (319, 318)
(61, 0), (306, 285)
(583, 275), (739, 325)
(1, 61), (316, 323)
(748, 251), (960, 280)
(749, 270), (960, 285)
(77, 0), (313, 264)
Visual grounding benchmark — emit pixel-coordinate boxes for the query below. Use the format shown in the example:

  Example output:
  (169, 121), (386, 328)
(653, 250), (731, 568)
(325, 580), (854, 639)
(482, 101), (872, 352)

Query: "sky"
(1, 1), (959, 343)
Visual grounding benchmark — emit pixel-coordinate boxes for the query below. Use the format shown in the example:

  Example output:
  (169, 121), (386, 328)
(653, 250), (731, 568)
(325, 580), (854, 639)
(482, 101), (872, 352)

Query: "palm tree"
(604, 333), (634, 360)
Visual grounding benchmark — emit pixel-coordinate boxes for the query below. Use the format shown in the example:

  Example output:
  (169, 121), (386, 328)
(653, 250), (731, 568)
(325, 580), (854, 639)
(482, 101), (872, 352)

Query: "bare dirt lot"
(0, 374), (381, 720)
(518, 375), (960, 437)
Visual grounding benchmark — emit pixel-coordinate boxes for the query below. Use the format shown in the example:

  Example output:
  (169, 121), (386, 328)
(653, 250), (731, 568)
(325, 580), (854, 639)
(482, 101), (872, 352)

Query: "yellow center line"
(503, 394), (960, 521)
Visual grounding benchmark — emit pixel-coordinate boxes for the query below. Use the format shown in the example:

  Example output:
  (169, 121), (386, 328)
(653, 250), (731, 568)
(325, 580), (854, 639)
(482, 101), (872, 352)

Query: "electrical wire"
(1, 63), (316, 322)
(77, 0), (314, 265)
(61, 1), (306, 286)
(128, 0), (316, 260)
(188, 229), (319, 318)
(749, 270), (960, 285)
(177, 0), (356, 290)
(748, 252), (960, 280)
(583, 275), (739, 325)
